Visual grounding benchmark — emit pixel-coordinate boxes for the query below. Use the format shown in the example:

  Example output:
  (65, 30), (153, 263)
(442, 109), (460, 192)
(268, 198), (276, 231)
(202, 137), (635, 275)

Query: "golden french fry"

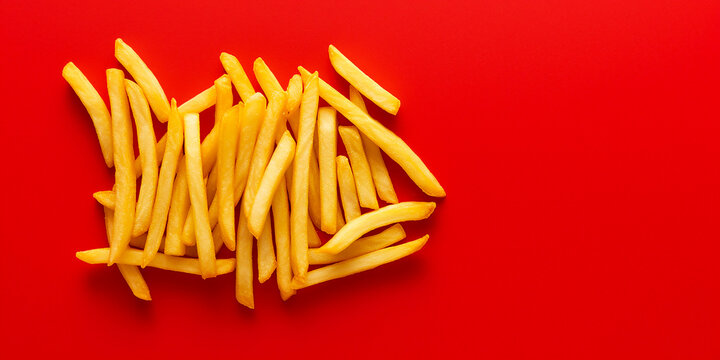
(242, 91), (287, 215)
(319, 202), (435, 254)
(106, 69), (136, 265)
(217, 106), (241, 249)
(104, 207), (151, 300)
(125, 80), (159, 237)
(184, 113), (217, 278)
(307, 220), (322, 248)
(206, 163), (219, 202)
(349, 86), (398, 203)
(308, 224), (405, 265)
(253, 57), (284, 96)
(164, 159), (189, 256)
(298, 67), (445, 197)
(336, 155), (362, 222)
(62, 62), (114, 167)
(233, 93), (266, 201)
(272, 180), (295, 300)
(290, 73), (319, 281)
(93, 190), (115, 209)
(328, 45), (401, 115)
(115, 38), (170, 122)
(185, 225), (225, 257)
(76, 248), (236, 276)
(220, 52), (255, 102)
(293, 235), (428, 289)
(338, 125), (378, 209)
(257, 216), (276, 283)
(214, 75), (233, 128)
(318, 107), (338, 233)
(144, 100), (183, 266)
(249, 131), (296, 237)
(286, 74), (303, 115)
(235, 210), (254, 308)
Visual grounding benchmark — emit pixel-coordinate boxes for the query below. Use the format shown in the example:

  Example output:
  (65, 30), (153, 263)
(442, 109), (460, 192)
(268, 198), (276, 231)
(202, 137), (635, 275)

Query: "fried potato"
(328, 45), (400, 115)
(307, 220), (322, 248)
(217, 106), (241, 249)
(233, 93), (266, 201)
(76, 248), (236, 276)
(106, 69), (136, 265)
(257, 217), (276, 284)
(184, 113), (217, 278)
(125, 80), (158, 237)
(272, 179), (295, 300)
(338, 125), (378, 209)
(62, 62), (114, 167)
(144, 100), (183, 266)
(286, 74), (303, 115)
(235, 210), (255, 309)
(318, 202), (435, 254)
(115, 39), (170, 122)
(93, 190), (115, 209)
(336, 155), (362, 222)
(318, 107), (338, 233)
(349, 86), (398, 203)
(290, 73), (319, 281)
(104, 207), (151, 300)
(292, 235), (428, 289)
(298, 67), (445, 197)
(253, 57), (284, 96)
(308, 224), (405, 265)
(220, 52), (255, 102)
(249, 131), (296, 237)
(214, 75), (233, 128)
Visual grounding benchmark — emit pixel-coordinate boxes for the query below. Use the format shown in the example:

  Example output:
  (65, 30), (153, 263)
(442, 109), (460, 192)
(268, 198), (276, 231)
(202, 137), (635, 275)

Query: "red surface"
(1, 0), (720, 358)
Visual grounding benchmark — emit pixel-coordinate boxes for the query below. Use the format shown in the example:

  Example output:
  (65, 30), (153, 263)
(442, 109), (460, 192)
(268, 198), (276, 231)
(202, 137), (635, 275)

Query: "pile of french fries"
(65, 39), (445, 306)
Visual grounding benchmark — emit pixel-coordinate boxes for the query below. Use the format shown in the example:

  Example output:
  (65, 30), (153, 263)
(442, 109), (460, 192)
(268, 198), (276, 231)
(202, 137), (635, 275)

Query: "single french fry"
(184, 113), (217, 278)
(299, 67), (445, 197)
(307, 221), (322, 248)
(62, 62), (114, 167)
(76, 248), (236, 276)
(290, 73), (319, 281)
(272, 180), (295, 300)
(319, 202), (435, 254)
(185, 225), (225, 257)
(242, 91), (287, 215)
(349, 86), (398, 203)
(220, 52), (255, 102)
(93, 190), (115, 209)
(286, 74), (303, 115)
(249, 131), (296, 237)
(206, 163), (219, 202)
(287, 108), (323, 228)
(104, 207), (151, 300)
(164, 160), (189, 256)
(143, 100), (183, 266)
(328, 45), (401, 115)
(125, 80), (159, 237)
(257, 216), (276, 284)
(253, 57), (284, 96)
(336, 156), (362, 222)
(308, 224), (405, 265)
(214, 75), (233, 128)
(235, 210), (254, 308)
(318, 107), (338, 233)
(115, 38), (170, 122)
(293, 235), (428, 289)
(106, 69), (136, 265)
(234, 93), (266, 201)
(338, 125), (378, 209)
(217, 106), (241, 249)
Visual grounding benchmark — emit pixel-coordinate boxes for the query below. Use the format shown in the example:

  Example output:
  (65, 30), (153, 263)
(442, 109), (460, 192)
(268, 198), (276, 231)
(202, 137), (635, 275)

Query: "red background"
(1, 0), (719, 358)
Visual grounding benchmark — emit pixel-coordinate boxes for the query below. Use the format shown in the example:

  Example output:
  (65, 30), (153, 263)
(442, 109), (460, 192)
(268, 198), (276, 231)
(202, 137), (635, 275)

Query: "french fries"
(220, 52), (255, 102)
(249, 131), (296, 237)
(253, 57), (284, 96)
(235, 210), (254, 308)
(104, 207), (151, 301)
(115, 39), (170, 122)
(62, 62), (114, 167)
(308, 224), (405, 265)
(272, 179), (295, 300)
(349, 86), (398, 203)
(293, 235), (428, 289)
(214, 75), (233, 128)
(144, 100), (183, 266)
(319, 202), (436, 254)
(338, 125), (379, 209)
(307, 221), (322, 248)
(286, 74), (303, 115)
(298, 67), (445, 197)
(318, 107), (338, 233)
(77, 248), (236, 276)
(217, 106), (241, 249)
(290, 73), (319, 282)
(184, 113), (217, 278)
(328, 45), (401, 115)
(336, 155), (362, 222)
(93, 190), (115, 209)
(257, 217), (276, 283)
(106, 69), (136, 265)
(125, 80), (158, 237)
(233, 93), (266, 201)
